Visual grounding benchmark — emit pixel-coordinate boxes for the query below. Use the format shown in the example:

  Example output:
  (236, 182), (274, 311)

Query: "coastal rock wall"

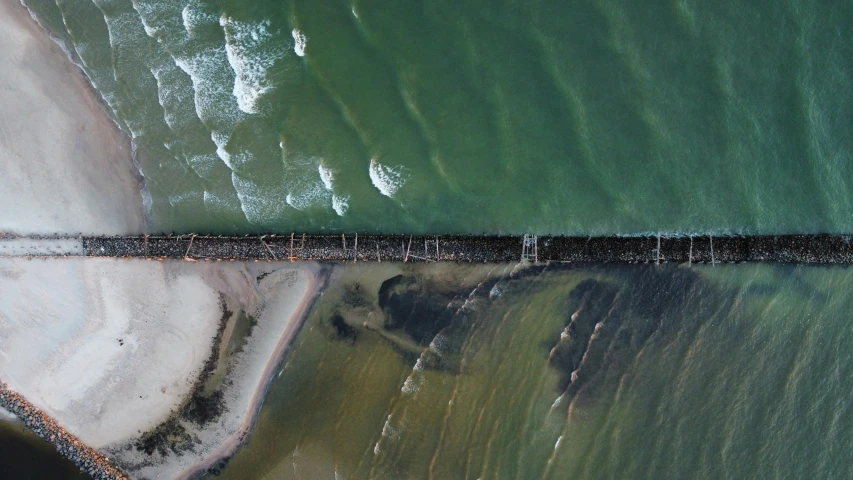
(0, 382), (128, 480)
(80, 234), (853, 264)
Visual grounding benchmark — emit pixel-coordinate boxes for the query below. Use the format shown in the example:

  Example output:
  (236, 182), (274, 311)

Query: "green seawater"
(212, 263), (853, 480)
(20, 0), (853, 234)
(9, 0), (853, 479)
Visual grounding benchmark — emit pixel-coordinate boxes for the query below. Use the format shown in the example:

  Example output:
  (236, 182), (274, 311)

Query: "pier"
(3, 233), (853, 264)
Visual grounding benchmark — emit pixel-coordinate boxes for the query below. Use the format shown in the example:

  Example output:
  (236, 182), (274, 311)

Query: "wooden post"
(436, 236), (439, 261)
(710, 235), (715, 267)
(656, 234), (661, 265)
(289, 233), (294, 262)
(688, 236), (693, 266)
(354, 233), (358, 262)
(184, 234), (196, 258)
(260, 236), (277, 260)
(377, 243), (381, 263)
(405, 236), (412, 263)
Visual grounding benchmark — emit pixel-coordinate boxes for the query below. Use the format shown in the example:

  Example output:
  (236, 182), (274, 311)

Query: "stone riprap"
(76, 234), (853, 264)
(0, 382), (129, 480)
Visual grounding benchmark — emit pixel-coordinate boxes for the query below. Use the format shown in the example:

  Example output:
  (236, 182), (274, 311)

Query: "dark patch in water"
(328, 313), (358, 342)
(547, 266), (712, 400)
(377, 274), (457, 346)
(548, 279), (620, 391)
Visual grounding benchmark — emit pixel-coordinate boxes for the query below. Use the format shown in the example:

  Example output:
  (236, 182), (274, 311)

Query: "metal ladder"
(521, 234), (538, 263)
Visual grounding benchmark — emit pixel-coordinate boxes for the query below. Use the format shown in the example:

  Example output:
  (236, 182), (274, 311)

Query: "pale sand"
(0, 1), (144, 236)
(0, 258), (221, 446)
(0, 257), (322, 478)
(115, 261), (325, 480)
(0, 237), (84, 257)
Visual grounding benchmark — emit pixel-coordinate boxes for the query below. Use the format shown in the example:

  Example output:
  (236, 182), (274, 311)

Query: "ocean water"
(213, 263), (853, 480)
(20, 0), (853, 234)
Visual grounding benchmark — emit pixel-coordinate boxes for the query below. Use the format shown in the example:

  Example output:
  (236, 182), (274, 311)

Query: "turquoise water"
(21, 0), (853, 234)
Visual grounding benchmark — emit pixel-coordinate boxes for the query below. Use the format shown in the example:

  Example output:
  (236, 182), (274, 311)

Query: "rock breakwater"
(80, 234), (853, 264)
(0, 381), (129, 480)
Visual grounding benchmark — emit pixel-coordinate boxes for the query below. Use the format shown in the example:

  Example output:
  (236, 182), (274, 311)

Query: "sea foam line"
(369, 159), (408, 198)
(220, 14), (288, 114)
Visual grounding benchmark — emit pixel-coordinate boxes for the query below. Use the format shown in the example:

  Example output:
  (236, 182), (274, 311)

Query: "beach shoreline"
(0, 0), (144, 236)
(0, 257), (326, 479)
(175, 262), (329, 480)
(100, 260), (327, 480)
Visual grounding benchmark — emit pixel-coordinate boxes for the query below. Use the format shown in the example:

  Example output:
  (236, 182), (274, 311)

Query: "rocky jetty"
(0, 381), (129, 480)
(80, 234), (853, 264)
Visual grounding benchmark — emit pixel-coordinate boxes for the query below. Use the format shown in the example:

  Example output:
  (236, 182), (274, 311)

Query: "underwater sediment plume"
(0, 382), (128, 480)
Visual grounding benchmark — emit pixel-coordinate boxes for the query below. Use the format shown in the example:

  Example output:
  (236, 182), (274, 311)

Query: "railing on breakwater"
(79, 234), (853, 264)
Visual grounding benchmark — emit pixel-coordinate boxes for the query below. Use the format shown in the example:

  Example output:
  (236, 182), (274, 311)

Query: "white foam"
(168, 190), (203, 208)
(173, 45), (243, 140)
(283, 154), (333, 211)
(292, 29), (307, 57)
(401, 355), (426, 395)
(186, 153), (220, 179)
(380, 414), (400, 440)
(549, 394), (564, 411)
(220, 14), (288, 114)
(181, 5), (193, 35)
(318, 164), (334, 190)
(231, 173), (288, 225)
(369, 158), (408, 198)
(131, 2), (161, 38)
(181, 2), (216, 38)
(332, 195), (349, 216)
(285, 184), (327, 211)
(202, 190), (237, 213)
(211, 132), (234, 169)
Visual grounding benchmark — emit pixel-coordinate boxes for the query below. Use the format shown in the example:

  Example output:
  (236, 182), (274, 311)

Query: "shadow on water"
(544, 265), (710, 403)
(0, 420), (88, 479)
(214, 261), (851, 480)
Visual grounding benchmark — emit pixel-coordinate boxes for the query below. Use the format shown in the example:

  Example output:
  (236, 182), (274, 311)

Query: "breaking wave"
(318, 164), (334, 191)
(291, 29), (307, 57)
(220, 14), (288, 114)
(369, 159), (408, 198)
(332, 195), (349, 216)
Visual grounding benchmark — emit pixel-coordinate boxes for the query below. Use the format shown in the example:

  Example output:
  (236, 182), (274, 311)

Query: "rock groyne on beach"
(79, 234), (853, 264)
(0, 381), (129, 480)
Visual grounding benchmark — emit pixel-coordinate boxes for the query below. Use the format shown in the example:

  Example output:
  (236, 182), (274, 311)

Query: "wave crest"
(220, 15), (288, 114)
(369, 159), (408, 198)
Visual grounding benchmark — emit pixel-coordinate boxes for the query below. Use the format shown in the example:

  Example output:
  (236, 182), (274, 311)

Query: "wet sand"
(0, 257), (322, 479)
(0, 0), (144, 236)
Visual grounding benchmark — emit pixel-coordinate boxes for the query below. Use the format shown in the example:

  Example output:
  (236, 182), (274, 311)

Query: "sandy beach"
(0, 0), (144, 236)
(0, 257), (322, 478)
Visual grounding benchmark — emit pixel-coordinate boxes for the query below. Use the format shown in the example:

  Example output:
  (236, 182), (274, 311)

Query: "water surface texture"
(217, 263), (853, 480)
(22, 0), (853, 234)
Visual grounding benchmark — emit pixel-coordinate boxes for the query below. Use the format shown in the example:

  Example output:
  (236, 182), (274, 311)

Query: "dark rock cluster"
(0, 381), (129, 480)
(81, 234), (853, 264)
